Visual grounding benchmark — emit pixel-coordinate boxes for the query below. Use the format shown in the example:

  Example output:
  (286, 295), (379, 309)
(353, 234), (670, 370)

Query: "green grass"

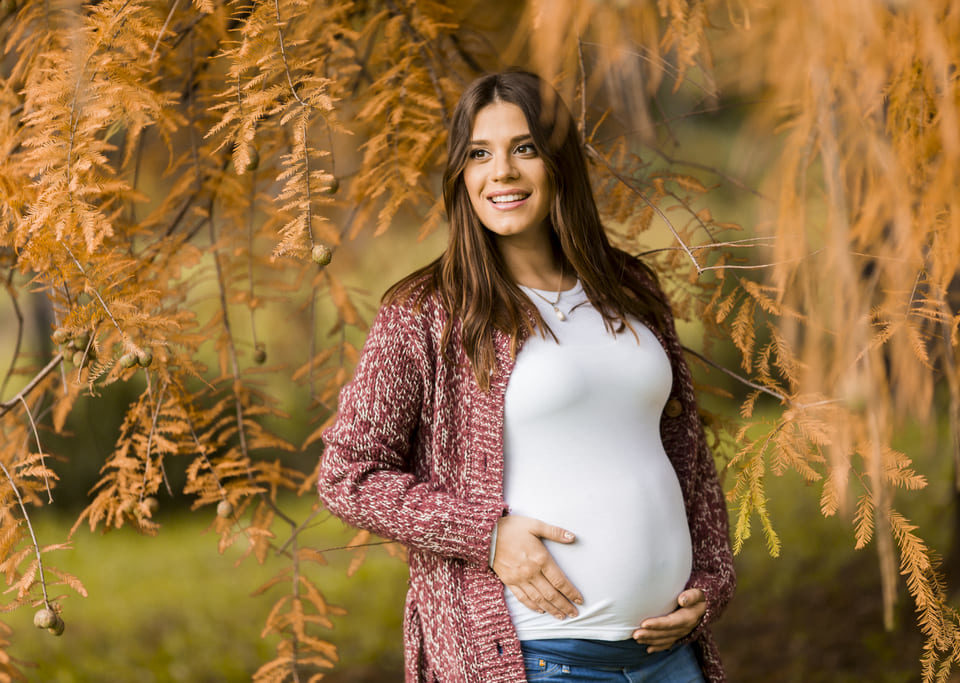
(7, 497), (408, 682)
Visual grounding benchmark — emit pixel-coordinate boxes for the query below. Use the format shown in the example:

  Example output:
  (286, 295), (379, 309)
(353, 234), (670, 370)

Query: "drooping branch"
(0, 459), (51, 608)
(19, 396), (52, 503)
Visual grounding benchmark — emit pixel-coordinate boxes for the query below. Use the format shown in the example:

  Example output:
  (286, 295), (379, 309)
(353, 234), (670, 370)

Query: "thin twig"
(682, 345), (788, 403)
(185, 411), (228, 499)
(276, 506), (324, 555)
(19, 396), (53, 503)
(139, 381), (169, 501)
(274, 0), (305, 106)
(246, 167), (260, 352)
(0, 460), (51, 607)
(209, 214), (297, 528)
(313, 539), (396, 554)
(652, 148), (770, 201)
(149, 0), (182, 63)
(0, 353), (64, 418)
(290, 528), (302, 682)
(584, 142), (702, 274)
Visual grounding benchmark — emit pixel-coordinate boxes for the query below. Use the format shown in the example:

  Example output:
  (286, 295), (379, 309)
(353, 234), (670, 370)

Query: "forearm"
(318, 448), (506, 564)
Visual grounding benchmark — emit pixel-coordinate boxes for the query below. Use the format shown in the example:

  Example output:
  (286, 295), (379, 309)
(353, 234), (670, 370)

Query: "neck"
(494, 228), (576, 291)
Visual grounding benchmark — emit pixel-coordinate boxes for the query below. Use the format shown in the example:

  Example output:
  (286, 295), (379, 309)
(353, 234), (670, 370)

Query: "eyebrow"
(468, 134), (534, 146)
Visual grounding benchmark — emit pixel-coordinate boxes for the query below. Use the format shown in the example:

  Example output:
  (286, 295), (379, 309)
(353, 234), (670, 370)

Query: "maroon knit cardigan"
(317, 267), (735, 682)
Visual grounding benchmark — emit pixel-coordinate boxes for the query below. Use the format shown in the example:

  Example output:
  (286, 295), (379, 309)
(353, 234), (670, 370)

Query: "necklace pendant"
(553, 307), (567, 322)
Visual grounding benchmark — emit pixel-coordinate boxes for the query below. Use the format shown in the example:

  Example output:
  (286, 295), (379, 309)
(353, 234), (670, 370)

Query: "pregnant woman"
(317, 69), (735, 682)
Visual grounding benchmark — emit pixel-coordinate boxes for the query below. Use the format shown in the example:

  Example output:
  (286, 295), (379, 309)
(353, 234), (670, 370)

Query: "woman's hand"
(631, 588), (706, 652)
(491, 515), (583, 620)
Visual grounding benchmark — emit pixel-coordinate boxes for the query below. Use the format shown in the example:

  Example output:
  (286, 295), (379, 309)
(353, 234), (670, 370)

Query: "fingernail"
(574, 598), (583, 605)
(563, 531), (574, 540)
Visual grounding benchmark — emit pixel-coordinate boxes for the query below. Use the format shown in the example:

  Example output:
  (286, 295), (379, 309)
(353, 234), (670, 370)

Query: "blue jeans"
(522, 643), (704, 682)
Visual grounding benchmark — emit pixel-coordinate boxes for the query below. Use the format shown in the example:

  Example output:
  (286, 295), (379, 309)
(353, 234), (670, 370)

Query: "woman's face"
(462, 101), (553, 244)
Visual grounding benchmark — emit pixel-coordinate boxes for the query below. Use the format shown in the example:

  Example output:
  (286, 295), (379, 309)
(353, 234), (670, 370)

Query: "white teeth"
(490, 193), (528, 204)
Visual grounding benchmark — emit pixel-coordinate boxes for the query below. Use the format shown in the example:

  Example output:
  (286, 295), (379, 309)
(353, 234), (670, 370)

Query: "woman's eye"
(515, 143), (536, 155)
(468, 149), (488, 160)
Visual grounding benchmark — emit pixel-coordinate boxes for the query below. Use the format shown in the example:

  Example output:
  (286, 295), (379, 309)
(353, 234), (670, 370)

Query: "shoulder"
(381, 259), (444, 316)
(370, 264), (447, 353)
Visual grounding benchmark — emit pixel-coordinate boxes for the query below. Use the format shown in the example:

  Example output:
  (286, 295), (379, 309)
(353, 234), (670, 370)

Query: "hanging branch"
(18, 396), (53, 504)
(139, 380), (171, 501)
(0, 460), (51, 608)
(208, 217), (297, 528)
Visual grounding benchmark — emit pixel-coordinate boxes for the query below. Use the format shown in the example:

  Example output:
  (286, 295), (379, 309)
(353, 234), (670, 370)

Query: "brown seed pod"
(71, 332), (90, 351)
(311, 244), (332, 267)
(47, 617), (65, 636)
(34, 607), (57, 629)
(253, 347), (267, 365)
(143, 496), (159, 516)
(52, 329), (70, 345)
(119, 352), (138, 369)
(137, 349), (153, 367)
(71, 351), (85, 367)
(216, 500), (234, 518)
(322, 177), (339, 195)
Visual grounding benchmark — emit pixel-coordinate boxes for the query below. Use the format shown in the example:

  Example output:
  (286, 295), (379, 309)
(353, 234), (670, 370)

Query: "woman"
(317, 70), (735, 682)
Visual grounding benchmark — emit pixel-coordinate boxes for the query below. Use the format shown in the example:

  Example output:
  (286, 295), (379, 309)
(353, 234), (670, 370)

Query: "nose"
(492, 152), (518, 181)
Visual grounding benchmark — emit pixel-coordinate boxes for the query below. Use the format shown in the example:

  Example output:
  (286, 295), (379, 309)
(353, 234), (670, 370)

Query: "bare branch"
(149, 0), (182, 63)
(682, 344), (788, 403)
(0, 353), (64, 418)
(19, 396), (52, 503)
(0, 459), (51, 607)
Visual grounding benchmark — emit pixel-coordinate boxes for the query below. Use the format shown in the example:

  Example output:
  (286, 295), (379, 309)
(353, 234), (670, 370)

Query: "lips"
(487, 190), (531, 208)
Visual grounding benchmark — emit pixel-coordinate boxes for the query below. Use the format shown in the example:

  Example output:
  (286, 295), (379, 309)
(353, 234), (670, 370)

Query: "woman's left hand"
(631, 588), (706, 653)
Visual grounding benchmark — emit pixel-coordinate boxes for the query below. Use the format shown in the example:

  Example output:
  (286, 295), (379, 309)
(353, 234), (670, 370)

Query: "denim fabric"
(521, 642), (704, 682)
(521, 638), (653, 668)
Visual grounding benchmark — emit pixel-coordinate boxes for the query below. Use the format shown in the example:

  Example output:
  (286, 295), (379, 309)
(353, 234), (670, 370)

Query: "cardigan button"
(664, 398), (683, 418)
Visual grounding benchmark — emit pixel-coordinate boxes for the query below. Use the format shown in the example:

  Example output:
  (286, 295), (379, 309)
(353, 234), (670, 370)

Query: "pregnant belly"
(505, 462), (694, 640)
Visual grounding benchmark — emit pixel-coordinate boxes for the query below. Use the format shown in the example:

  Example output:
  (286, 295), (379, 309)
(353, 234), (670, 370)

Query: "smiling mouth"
(488, 192), (530, 205)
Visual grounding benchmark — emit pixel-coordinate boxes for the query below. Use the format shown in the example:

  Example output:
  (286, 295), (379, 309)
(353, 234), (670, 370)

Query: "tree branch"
(584, 142), (703, 274)
(682, 344), (788, 403)
(0, 353), (64, 418)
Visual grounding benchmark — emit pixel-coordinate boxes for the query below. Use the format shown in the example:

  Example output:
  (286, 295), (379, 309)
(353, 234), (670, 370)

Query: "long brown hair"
(385, 69), (669, 390)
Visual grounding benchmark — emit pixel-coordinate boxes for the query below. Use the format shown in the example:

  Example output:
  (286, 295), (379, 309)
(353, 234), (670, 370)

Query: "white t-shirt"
(502, 280), (693, 641)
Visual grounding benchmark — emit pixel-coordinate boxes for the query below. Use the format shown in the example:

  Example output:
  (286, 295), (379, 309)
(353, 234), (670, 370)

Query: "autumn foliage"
(0, 0), (958, 680)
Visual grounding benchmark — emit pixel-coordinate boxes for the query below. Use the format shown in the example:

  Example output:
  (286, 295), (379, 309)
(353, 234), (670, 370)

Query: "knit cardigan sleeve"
(316, 301), (506, 566)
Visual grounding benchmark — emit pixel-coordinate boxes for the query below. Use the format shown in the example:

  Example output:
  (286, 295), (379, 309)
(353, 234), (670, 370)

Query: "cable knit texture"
(317, 262), (735, 682)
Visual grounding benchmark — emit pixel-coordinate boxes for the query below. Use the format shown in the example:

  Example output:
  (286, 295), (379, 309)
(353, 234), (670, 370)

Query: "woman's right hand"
(491, 515), (583, 619)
